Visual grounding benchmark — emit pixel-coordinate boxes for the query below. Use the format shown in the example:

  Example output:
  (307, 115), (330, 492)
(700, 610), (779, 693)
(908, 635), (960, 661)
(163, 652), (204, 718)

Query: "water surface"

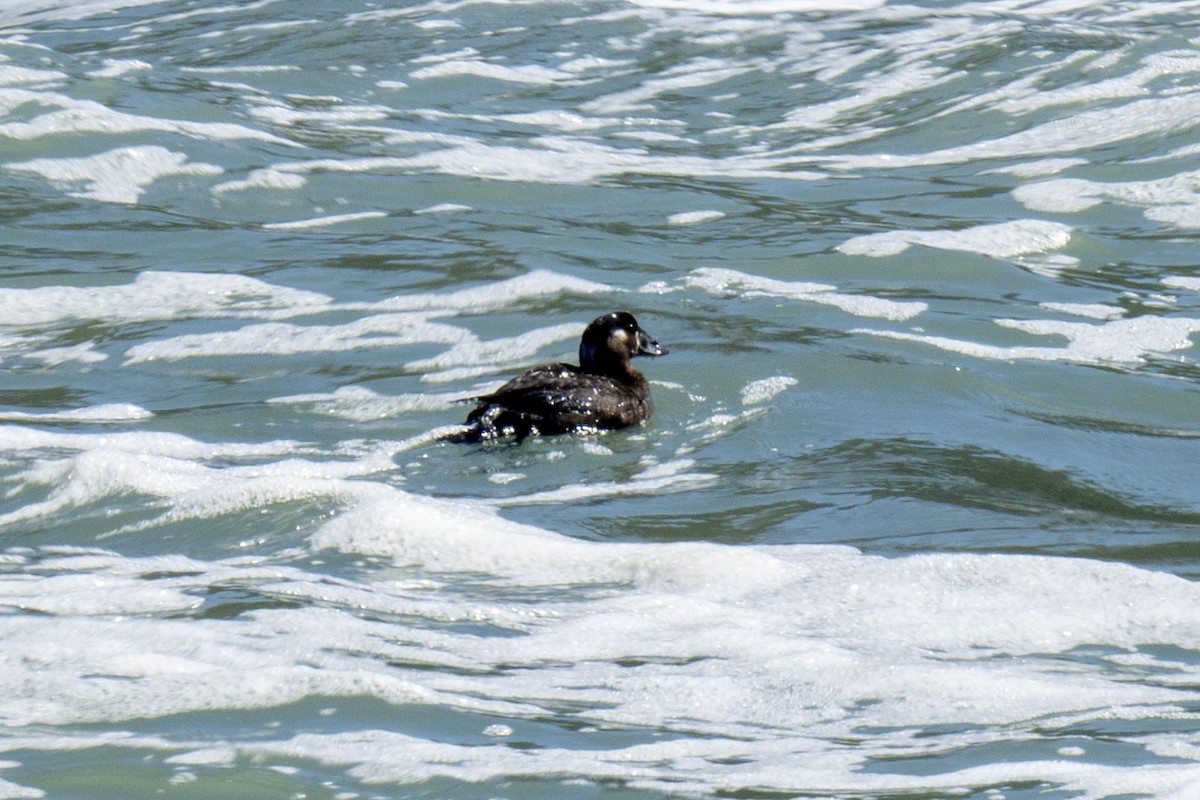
(1, 1), (1198, 798)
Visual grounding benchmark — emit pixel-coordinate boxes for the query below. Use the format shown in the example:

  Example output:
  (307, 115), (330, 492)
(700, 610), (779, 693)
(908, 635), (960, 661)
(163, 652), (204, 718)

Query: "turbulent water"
(1, 1), (1199, 798)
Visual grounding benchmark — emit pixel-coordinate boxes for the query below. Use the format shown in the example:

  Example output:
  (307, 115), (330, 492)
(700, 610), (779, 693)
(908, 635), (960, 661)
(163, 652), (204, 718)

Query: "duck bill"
(636, 331), (668, 357)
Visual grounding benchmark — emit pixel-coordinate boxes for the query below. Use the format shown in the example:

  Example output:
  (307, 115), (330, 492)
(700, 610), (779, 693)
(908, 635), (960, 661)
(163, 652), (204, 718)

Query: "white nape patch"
(0, 404), (152, 424)
(686, 267), (927, 321)
(211, 168), (307, 194)
(667, 210), (726, 226)
(855, 314), (1200, 366)
(837, 220), (1072, 259)
(740, 376), (797, 406)
(263, 211), (387, 230)
(8, 145), (222, 204)
(0, 271), (331, 328)
(86, 58), (152, 78)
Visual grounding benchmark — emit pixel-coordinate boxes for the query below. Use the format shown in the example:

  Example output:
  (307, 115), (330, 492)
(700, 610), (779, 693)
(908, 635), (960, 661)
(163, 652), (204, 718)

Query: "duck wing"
(453, 365), (634, 441)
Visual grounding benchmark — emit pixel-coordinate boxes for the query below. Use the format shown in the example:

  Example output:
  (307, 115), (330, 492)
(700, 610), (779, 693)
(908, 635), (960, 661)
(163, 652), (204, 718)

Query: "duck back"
(444, 312), (666, 444)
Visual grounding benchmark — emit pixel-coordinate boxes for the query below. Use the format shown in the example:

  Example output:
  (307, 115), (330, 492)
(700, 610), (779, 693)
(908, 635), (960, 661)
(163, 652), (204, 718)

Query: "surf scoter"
(445, 311), (668, 443)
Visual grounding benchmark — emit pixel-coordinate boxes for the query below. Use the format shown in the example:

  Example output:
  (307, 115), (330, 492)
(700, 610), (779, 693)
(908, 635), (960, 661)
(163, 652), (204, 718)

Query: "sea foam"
(685, 267), (927, 321)
(9, 145), (222, 204)
(837, 219), (1073, 259)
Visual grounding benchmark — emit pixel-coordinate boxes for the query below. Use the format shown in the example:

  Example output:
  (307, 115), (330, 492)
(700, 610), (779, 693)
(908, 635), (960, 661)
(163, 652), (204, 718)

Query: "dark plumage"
(445, 311), (668, 443)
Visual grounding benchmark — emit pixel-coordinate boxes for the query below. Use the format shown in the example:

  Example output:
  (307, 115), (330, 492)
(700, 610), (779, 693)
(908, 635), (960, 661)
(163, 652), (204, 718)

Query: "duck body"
(446, 312), (667, 443)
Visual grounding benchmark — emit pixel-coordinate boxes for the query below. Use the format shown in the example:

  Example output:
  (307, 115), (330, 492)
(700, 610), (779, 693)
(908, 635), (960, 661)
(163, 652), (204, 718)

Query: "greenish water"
(0, 1), (1198, 798)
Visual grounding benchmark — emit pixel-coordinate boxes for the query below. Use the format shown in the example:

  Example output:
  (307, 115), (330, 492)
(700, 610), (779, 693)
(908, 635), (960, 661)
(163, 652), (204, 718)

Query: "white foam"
(0, 64), (66, 86)
(177, 65), (302, 75)
(245, 100), (391, 126)
(211, 168), (307, 194)
(8, 145), (223, 204)
(0, 271), (331, 328)
(1165, 276), (1200, 293)
(23, 341), (108, 366)
(0, 88), (294, 145)
(1012, 177), (1106, 213)
(837, 220), (1073, 259)
(253, 136), (824, 185)
(413, 203), (471, 214)
(987, 157), (1088, 178)
(1014, 170), (1200, 229)
(403, 322), (581, 375)
(0, 404), (151, 424)
(0, 434), (1195, 798)
(995, 51), (1200, 116)
(855, 314), (1200, 366)
(581, 58), (752, 115)
(667, 210), (726, 225)
(262, 211), (387, 230)
(828, 91), (1200, 171)
(489, 458), (717, 507)
(628, 0), (885, 12)
(775, 58), (956, 133)
(686, 267), (927, 321)
(269, 385), (463, 422)
(1039, 302), (1124, 320)
(410, 60), (576, 85)
(119, 269), (612, 365)
(0, 425), (397, 530)
(740, 375), (797, 405)
(86, 58), (152, 78)
(369, 269), (612, 314)
(494, 109), (623, 132)
(123, 313), (468, 364)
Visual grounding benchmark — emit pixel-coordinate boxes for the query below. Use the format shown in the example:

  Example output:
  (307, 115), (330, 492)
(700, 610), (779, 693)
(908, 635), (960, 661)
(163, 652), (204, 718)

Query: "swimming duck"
(445, 311), (668, 443)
